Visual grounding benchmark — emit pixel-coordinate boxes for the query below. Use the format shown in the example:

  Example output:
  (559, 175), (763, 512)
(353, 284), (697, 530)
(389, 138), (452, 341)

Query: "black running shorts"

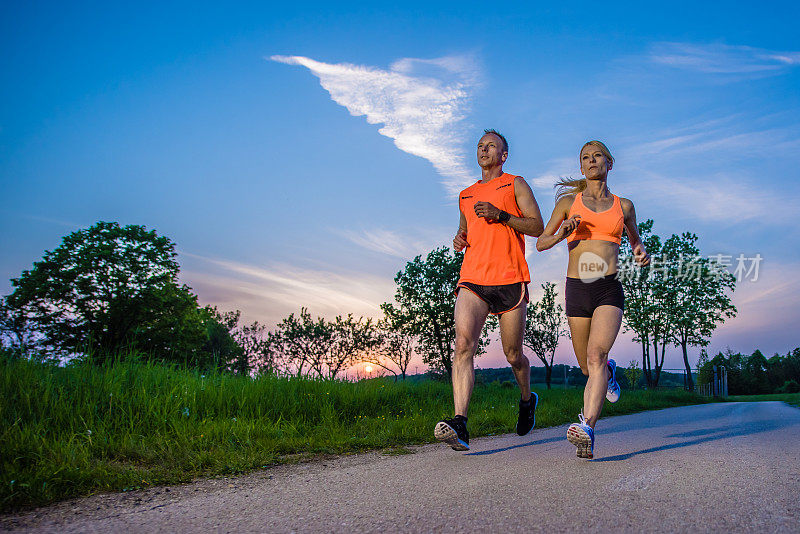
(565, 274), (624, 318)
(456, 282), (528, 315)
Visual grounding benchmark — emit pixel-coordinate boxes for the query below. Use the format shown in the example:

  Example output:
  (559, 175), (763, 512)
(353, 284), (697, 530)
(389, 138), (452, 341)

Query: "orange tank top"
(458, 173), (530, 286)
(566, 192), (624, 244)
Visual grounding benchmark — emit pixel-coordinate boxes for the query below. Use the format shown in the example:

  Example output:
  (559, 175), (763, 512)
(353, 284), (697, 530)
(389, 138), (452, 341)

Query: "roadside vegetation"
(1, 221), (795, 514)
(726, 393), (800, 408)
(0, 354), (708, 512)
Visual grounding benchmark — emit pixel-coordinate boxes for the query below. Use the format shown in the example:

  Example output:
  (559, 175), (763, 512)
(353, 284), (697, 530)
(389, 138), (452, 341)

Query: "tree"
(624, 360), (642, 390)
(661, 232), (737, 391)
(4, 221), (206, 363)
(0, 298), (37, 357)
(523, 282), (568, 389)
(237, 323), (283, 376)
(273, 308), (330, 377)
(200, 306), (245, 373)
(325, 314), (376, 379)
(619, 219), (668, 388)
(381, 247), (494, 378)
(199, 306), (285, 376)
(364, 315), (418, 381)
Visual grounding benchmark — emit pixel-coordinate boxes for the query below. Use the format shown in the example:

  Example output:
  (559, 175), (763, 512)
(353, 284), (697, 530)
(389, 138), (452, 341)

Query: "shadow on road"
(592, 419), (791, 462)
(466, 436), (563, 456)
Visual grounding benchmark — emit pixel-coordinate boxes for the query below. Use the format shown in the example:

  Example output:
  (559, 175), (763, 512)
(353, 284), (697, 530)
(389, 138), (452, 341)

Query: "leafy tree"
(364, 315), (418, 381)
(201, 306), (284, 375)
(624, 360), (642, 390)
(660, 232), (737, 391)
(0, 298), (37, 358)
(696, 347), (800, 395)
(237, 322), (283, 376)
(619, 219), (668, 387)
(4, 221), (206, 363)
(381, 247), (494, 378)
(325, 314), (376, 379)
(523, 282), (568, 389)
(272, 308), (329, 377)
(200, 306), (245, 373)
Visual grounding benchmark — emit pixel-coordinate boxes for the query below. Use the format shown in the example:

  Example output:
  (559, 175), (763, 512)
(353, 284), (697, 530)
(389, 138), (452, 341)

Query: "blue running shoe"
(606, 358), (620, 403)
(566, 413), (594, 459)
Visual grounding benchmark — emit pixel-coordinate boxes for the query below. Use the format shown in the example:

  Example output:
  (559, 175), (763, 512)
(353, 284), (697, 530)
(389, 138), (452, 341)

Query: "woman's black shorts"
(565, 274), (624, 318)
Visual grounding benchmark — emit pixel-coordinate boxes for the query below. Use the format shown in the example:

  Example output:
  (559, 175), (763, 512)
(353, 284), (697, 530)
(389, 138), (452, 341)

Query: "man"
(434, 129), (544, 451)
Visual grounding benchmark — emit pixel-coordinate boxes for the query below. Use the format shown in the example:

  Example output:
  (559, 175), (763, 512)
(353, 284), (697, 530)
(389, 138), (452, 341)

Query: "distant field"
(1, 357), (709, 512)
(726, 393), (800, 408)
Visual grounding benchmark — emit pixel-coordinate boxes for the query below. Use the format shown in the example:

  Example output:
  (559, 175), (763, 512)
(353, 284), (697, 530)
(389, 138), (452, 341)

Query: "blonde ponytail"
(555, 178), (587, 202)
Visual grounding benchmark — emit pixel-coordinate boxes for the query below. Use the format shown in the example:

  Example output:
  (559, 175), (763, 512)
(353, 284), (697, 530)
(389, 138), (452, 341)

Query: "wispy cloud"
(527, 157), (577, 191)
(180, 253), (396, 326)
(626, 170), (775, 222)
(650, 42), (800, 75)
(334, 227), (447, 260)
(270, 54), (479, 193)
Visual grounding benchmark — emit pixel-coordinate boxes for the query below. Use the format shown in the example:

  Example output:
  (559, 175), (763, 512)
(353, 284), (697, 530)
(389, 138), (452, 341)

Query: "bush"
(777, 379), (800, 394)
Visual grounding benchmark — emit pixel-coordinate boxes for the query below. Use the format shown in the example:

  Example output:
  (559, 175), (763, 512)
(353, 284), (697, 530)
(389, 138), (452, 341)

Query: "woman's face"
(580, 145), (612, 179)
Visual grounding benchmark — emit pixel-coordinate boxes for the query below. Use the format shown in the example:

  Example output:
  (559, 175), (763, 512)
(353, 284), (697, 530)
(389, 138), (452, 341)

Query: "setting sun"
(364, 365), (373, 374)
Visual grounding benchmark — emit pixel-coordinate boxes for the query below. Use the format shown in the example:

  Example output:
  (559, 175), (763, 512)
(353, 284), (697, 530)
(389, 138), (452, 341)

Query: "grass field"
(1, 356), (710, 512)
(726, 393), (800, 408)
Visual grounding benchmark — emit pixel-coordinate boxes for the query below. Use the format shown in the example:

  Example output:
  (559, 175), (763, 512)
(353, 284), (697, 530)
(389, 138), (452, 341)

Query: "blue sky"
(2, 1), (799, 371)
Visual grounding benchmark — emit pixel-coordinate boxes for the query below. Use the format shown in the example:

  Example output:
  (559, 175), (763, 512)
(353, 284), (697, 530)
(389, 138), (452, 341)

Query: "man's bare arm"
(472, 177), (543, 236)
(453, 208), (468, 251)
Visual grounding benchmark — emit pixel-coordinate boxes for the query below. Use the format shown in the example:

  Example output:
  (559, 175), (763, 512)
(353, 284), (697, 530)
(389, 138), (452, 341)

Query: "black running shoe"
(434, 416), (470, 451)
(516, 392), (539, 436)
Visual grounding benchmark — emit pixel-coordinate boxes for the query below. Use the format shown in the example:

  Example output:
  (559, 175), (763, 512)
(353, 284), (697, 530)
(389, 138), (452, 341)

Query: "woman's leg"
(567, 316), (592, 375)
(582, 305), (623, 428)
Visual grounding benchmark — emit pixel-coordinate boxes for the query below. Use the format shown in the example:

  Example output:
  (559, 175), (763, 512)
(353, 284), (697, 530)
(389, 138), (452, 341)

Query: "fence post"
(721, 366), (728, 397)
(713, 365), (718, 397)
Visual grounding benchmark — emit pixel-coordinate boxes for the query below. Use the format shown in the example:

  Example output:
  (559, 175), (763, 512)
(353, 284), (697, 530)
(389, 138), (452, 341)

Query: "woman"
(536, 140), (650, 459)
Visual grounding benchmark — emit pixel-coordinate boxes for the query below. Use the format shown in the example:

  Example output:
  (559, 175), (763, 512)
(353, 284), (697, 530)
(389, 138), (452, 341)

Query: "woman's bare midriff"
(566, 239), (620, 278)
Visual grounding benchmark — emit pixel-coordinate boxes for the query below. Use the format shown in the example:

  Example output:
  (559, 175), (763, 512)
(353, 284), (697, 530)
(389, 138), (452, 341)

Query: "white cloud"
(650, 42), (800, 75)
(270, 54), (479, 193)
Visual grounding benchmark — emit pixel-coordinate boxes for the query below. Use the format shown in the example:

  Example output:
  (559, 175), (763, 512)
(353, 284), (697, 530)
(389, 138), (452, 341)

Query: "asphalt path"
(3, 401), (799, 533)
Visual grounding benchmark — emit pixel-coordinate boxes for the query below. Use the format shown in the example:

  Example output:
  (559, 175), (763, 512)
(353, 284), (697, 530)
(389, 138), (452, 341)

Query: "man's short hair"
(483, 129), (508, 154)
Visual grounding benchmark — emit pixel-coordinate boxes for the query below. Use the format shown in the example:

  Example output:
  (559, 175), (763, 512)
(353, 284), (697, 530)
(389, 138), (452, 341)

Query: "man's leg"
(453, 289), (489, 417)
(498, 301), (531, 402)
(582, 305), (623, 428)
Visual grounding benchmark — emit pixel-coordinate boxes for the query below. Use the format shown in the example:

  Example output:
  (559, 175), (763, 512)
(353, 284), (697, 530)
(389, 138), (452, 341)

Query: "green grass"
(725, 393), (800, 408)
(1, 357), (709, 512)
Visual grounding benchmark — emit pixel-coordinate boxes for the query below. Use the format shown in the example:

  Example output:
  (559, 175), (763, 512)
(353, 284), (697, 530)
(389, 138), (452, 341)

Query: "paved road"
(3, 402), (799, 533)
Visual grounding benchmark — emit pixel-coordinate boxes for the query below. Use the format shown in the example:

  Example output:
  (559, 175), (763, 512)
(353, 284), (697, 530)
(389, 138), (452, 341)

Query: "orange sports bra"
(566, 192), (624, 245)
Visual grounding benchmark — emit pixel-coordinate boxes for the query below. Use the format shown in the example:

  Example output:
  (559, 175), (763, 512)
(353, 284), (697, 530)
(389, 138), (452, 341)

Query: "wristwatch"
(498, 210), (510, 223)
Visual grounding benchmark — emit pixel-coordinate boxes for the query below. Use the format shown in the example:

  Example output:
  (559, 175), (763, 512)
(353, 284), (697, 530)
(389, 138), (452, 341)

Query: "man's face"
(477, 133), (507, 169)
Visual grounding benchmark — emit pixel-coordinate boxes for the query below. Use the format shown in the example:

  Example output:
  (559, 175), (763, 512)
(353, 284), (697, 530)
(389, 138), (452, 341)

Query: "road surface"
(3, 401), (799, 533)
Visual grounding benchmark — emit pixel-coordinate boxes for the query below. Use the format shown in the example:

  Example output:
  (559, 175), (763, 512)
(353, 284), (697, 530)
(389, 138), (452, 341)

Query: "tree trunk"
(642, 341), (654, 389)
(545, 364), (552, 390)
(681, 339), (694, 391)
